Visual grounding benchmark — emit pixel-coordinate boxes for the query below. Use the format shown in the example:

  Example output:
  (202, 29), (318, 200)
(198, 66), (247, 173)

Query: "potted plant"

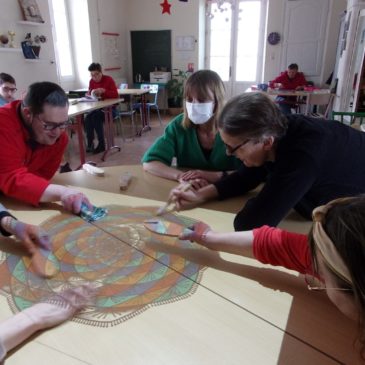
(166, 69), (189, 115)
(24, 33), (47, 57)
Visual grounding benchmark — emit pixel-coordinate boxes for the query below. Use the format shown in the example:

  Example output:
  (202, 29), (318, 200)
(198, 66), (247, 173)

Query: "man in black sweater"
(170, 92), (365, 230)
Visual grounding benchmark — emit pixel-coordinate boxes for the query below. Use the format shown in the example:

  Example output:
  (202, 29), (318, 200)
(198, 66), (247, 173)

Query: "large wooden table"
(0, 166), (357, 364)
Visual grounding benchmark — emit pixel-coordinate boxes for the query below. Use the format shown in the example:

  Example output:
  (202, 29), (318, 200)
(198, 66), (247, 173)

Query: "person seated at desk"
(180, 196), (365, 361)
(170, 92), (365, 231)
(0, 203), (95, 363)
(85, 62), (118, 154)
(142, 70), (241, 188)
(269, 63), (307, 115)
(0, 73), (17, 107)
(0, 81), (92, 214)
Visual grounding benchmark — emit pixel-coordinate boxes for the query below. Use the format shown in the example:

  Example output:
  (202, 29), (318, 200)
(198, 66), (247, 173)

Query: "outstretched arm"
(143, 161), (183, 181)
(0, 284), (95, 362)
(40, 184), (93, 214)
(180, 222), (255, 258)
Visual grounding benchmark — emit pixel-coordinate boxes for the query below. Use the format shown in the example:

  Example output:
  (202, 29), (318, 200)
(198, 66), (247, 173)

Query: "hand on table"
(13, 221), (51, 255)
(24, 283), (97, 330)
(0, 216), (51, 255)
(179, 169), (222, 184)
(61, 188), (92, 214)
(91, 88), (105, 97)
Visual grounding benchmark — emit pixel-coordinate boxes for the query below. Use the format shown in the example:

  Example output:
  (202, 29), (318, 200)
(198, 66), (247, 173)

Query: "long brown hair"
(308, 196), (365, 358)
(182, 69), (225, 129)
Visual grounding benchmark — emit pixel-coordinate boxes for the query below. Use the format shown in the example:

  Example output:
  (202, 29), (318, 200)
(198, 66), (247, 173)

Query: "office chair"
(134, 84), (162, 125)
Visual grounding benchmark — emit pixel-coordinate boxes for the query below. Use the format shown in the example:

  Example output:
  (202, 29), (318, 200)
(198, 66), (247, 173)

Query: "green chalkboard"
(131, 30), (171, 83)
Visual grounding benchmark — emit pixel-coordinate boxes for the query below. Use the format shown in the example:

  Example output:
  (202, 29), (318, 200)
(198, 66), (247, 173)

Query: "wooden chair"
(304, 93), (334, 118)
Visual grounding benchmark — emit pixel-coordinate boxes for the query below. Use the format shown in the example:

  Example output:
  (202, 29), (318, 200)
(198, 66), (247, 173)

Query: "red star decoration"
(160, 0), (171, 14)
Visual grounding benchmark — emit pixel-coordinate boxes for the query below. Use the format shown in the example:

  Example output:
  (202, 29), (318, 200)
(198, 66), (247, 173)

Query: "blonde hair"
(182, 70), (225, 129)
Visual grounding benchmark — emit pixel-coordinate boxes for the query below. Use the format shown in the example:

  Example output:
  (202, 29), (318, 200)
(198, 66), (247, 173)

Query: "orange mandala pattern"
(0, 206), (206, 327)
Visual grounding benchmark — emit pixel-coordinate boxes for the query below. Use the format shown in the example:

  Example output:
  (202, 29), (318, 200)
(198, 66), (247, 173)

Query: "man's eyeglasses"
(305, 274), (353, 292)
(41, 119), (71, 131)
(225, 139), (251, 155)
(1, 86), (17, 93)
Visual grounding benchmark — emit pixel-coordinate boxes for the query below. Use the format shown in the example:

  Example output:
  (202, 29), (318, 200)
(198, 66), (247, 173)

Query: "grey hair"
(218, 92), (288, 140)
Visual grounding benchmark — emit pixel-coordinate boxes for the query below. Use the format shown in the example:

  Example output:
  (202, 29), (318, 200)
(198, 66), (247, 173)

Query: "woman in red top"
(181, 196), (365, 359)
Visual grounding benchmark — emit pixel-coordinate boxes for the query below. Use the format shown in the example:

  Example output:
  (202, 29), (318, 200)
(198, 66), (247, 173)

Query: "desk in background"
(68, 99), (121, 167)
(247, 88), (334, 116)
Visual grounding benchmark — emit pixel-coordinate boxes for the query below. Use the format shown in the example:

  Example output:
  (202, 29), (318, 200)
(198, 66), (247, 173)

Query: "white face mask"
(186, 101), (214, 125)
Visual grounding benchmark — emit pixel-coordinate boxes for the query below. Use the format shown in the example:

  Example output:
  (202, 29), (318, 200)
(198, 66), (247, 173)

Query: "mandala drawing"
(0, 205), (206, 327)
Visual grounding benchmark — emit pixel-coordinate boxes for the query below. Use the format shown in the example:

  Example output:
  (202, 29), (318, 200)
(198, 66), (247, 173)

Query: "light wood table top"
(1, 187), (356, 365)
(53, 165), (310, 233)
(68, 98), (122, 117)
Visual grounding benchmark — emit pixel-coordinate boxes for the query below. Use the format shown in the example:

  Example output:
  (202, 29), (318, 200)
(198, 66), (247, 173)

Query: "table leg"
(74, 114), (86, 170)
(101, 106), (121, 162)
(136, 93), (151, 136)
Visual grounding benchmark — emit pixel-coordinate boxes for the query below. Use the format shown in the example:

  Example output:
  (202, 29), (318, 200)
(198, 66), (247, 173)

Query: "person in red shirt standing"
(0, 81), (92, 213)
(269, 63), (307, 115)
(85, 62), (118, 154)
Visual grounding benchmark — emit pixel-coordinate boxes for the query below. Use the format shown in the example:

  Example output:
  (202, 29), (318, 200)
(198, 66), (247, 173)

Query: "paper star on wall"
(160, 0), (171, 14)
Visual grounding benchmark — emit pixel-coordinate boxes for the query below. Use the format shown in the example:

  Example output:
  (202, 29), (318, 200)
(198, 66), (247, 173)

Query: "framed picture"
(18, 0), (44, 23)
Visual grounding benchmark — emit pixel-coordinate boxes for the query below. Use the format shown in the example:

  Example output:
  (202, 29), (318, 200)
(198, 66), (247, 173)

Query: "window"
(49, 0), (74, 79)
(206, 0), (267, 96)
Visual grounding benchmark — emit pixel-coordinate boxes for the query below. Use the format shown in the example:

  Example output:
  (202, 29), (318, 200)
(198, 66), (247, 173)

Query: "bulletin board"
(131, 30), (171, 82)
(101, 32), (121, 72)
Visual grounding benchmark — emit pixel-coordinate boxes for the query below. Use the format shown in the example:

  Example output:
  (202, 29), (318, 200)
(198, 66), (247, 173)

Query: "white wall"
(264, 0), (346, 86)
(0, 0), (58, 97)
(125, 0), (203, 86)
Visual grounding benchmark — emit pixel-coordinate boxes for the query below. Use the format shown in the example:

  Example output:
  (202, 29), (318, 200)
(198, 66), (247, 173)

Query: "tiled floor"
(65, 112), (171, 171)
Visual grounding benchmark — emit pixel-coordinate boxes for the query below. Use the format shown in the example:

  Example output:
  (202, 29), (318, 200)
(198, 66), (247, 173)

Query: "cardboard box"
(150, 72), (171, 83)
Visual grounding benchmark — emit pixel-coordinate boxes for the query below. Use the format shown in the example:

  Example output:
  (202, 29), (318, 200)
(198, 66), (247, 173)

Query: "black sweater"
(214, 114), (365, 230)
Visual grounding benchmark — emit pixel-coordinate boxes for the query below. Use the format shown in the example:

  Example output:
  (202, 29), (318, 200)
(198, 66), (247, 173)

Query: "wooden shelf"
(17, 20), (44, 26)
(24, 58), (49, 63)
(0, 47), (22, 53)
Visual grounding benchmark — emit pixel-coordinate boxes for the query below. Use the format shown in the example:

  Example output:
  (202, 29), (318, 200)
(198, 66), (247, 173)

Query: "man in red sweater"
(85, 63), (118, 154)
(0, 82), (91, 213)
(269, 63), (307, 115)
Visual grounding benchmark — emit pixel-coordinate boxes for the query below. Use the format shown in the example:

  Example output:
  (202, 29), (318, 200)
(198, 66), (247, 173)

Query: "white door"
(281, 0), (329, 85)
(206, 0), (267, 99)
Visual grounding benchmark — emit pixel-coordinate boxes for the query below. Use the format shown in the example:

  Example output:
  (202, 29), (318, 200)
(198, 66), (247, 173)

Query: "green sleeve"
(141, 114), (184, 166)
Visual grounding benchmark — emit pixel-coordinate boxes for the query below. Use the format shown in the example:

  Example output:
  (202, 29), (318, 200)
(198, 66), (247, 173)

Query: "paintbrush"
(156, 182), (192, 216)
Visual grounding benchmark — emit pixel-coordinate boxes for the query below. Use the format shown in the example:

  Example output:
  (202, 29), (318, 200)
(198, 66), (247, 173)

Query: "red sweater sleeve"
(102, 76), (118, 99)
(0, 101), (68, 205)
(252, 225), (313, 275)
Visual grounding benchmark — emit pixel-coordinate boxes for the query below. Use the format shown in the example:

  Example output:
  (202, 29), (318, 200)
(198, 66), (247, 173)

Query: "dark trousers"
(85, 110), (105, 148)
(275, 96), (297, 115)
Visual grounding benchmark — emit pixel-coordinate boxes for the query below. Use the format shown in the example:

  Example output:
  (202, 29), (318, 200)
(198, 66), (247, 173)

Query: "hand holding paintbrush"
(156, 182), (193, 216)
